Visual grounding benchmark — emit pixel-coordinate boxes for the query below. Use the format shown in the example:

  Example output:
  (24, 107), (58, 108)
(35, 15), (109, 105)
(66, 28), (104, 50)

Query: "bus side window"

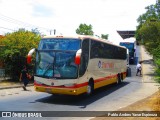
(90, 40), (100, 58)
(79, 39), (89, 77)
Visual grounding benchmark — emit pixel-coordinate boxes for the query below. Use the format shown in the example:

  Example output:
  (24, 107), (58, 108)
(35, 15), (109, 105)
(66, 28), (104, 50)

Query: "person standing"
(136, 61), (142, 76)
(19, 66), (29, 90)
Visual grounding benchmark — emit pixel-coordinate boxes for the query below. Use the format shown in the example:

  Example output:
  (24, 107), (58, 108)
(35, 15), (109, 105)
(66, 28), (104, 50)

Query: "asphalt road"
(0, 46), (159, 120)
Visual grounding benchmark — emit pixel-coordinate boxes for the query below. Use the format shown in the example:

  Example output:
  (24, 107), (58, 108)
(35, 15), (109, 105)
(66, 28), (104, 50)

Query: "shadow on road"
(141, 59), (154, 64)
(35, 82), (129, 108)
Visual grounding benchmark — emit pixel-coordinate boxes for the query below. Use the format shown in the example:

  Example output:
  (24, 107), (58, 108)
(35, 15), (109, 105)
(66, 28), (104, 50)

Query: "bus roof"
(42, 35), (126, 49)
(120, 37), (136, 43)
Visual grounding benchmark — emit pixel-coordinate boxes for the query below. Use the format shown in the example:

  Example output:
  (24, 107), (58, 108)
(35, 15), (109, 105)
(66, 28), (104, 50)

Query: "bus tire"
(117, 74), (122, 84)
(121, 73), (124, 80)
(86, 80), (94, 96)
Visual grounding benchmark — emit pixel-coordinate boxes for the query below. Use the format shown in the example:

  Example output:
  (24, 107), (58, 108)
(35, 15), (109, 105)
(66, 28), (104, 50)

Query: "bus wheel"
(86, 80), (94, 95)
(117, 74), (122, 84)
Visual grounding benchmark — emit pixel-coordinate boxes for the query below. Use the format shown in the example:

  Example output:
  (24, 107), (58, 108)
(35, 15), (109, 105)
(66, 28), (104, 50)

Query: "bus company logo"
(98, 61), (114, 69)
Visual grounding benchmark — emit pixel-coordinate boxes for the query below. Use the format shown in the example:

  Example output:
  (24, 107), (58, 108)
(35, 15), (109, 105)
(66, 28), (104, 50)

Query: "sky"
(0, 0), (157, 44)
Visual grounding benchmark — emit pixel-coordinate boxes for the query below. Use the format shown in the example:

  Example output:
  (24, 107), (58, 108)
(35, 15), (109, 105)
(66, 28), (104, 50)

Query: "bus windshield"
(35, 38), (81, 79)
(38, 38), (81, 50)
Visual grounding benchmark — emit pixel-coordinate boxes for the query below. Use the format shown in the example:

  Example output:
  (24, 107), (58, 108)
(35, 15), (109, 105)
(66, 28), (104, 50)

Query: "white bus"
(27, 35), (127, 95)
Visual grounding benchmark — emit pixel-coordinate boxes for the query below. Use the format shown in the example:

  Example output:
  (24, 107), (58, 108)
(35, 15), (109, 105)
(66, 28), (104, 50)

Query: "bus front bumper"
(34, 85), (87, 95)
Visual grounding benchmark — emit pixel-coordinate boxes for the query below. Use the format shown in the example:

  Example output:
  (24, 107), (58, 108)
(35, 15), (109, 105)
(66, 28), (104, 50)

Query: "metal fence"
(0, 69), (5, 81)
(0, 69), (5, 77)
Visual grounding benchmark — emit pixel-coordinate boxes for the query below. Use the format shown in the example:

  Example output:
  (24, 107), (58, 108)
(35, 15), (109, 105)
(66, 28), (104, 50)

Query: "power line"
(0, 13), (61, 35)
(0, 26), (14, 31)
(0, 13), (50, 31)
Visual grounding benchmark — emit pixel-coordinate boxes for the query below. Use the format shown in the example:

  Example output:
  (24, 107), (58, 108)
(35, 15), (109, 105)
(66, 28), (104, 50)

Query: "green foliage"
(0, 29), (40, 80)
(138, 20), (160, 57)
(31, 28), (41, 35)
(136, 1), (160, 32)
(155, 59), (160, 83)
(76, 23), (94, 35)
(101, 34), (109, 40)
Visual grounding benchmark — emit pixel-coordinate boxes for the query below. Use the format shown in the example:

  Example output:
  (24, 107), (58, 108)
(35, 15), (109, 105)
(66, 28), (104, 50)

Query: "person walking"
(136, 61), (142, 76)
(19, 65), (29, 90)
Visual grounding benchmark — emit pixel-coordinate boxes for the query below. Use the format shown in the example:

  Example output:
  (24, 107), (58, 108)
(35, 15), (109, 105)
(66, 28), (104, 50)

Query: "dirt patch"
(118, 91), (160, 111)
(91, 90), (160, 120)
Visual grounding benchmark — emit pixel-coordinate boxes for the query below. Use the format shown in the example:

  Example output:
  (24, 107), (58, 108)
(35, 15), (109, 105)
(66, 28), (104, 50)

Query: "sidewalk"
(0, 80), (33, 90)
(140, 46), (156, 83)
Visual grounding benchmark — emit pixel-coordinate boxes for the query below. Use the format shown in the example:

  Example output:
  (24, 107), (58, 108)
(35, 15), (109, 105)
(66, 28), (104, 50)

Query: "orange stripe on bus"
(94, 75), (117, 83)
(34, 81), (88, 89)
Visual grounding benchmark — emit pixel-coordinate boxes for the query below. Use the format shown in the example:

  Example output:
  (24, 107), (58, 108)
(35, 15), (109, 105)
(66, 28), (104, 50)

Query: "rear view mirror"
(74, 49), (82, 65)
(27, 48), (35, 64)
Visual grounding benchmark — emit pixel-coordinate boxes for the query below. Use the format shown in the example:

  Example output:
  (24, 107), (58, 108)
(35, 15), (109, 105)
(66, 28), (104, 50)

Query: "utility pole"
(54, 29), (56, 35)
(49, 29), (56, 35)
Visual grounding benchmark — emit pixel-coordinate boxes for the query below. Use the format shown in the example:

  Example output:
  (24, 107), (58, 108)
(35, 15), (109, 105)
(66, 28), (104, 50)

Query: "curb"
(140, 45), (145, 83)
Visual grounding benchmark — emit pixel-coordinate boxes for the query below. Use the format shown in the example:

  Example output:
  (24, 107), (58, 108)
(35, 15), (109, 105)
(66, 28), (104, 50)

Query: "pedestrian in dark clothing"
(19, 66), (29, 90)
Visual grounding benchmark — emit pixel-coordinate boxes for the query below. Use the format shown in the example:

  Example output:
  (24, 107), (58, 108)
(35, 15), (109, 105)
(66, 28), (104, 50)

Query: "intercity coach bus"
(27, 35), (127, 95)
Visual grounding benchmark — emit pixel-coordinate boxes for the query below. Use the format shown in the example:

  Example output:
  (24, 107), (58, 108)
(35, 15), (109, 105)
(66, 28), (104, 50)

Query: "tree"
(31, 28), (41, 35)
(76, 23), (94, 35)
(136, 0), (160, 34)
(137, 1), (160, 28)
(138, 20), (160, 57)
(0, 29), (40, 80)
(101, 34), (109, 40)
(155, 59), (160, 83)
(136, 0), (160, 56)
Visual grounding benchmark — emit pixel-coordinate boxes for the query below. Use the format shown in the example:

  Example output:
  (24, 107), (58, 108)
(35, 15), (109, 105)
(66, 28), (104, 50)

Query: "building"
(117, 31), (135, 39)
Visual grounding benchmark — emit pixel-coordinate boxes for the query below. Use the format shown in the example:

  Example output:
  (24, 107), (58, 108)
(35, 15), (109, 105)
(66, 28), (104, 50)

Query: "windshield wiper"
(43, 63), (53, 77)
